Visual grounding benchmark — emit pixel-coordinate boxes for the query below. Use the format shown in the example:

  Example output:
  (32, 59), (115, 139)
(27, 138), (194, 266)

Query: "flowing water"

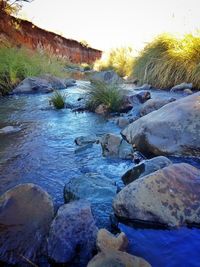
(0, 82), (200, 267)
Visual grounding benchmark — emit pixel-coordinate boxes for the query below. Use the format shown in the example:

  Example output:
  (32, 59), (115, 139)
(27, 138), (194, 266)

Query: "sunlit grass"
(94, 47), (135, 77)
(133, 33), (200, 89)
(86, 81), (123, 112)
(49, 90), (66, 109)
(0, 46), (67, 95)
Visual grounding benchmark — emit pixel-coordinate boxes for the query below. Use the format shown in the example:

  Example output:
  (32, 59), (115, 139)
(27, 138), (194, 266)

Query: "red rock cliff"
(0, 13), (102, 64)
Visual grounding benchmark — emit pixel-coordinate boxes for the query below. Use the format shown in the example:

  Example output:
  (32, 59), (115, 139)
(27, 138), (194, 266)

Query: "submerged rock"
(100, 133), (134, 159)
(139, 98), (176, 116)
(64, 173), (117, 228)
(87, 251), (151, 267)
(47, 201), (97, 265)
(116, 117), (130, 129)
(170, 82), (193, 92)
(122, 92), (200, 157)
(95, 104), (109, 115)
(0, 183), (54, 265)
(113, 163), (200, 227)
(75, 135), (98, 146)
(0, 125), (21, 134)
(122, 156), (172, 185)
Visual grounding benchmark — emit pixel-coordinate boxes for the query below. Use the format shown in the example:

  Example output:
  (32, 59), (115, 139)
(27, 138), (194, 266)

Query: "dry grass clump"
(133, 33), (200, 89)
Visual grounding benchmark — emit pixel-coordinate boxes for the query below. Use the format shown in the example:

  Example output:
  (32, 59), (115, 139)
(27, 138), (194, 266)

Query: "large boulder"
(122, 156), (172, 185)
(113, 163), (200, 227)
(139, 98), (176, 116)
(0, 183), (54, 265)
(87, 250), (151, 267)
(122, 92), (200, 157)
(13, 77), (53, 94)
(40, 74), (66, 89)
(87, 70), (123, 84)
(64, 173), (117, 228)
(100, 133), (134, 159)
(47, 201), (97, 265)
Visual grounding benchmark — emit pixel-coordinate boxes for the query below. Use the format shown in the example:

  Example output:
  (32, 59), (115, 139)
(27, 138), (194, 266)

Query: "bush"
(133, 33), (200, 89)
(94, 47), (135, 77)
(49, 90), (66, 109)
(0, 46), (67, 95)
(86, 81), (123, 112)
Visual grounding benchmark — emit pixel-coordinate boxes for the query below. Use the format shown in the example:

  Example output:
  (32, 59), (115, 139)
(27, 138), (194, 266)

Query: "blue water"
(0, 83), (200, 266)
(120, 224), (200, 267)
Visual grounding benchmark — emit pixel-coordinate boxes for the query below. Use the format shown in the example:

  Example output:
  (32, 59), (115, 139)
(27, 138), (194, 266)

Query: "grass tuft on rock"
(133, 33), (200, 89)
(49, 90), (66, 109)
(86, 81), (123, 112)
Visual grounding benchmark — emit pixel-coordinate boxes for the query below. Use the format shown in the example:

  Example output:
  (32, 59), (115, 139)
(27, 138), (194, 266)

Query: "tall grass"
(94, 47), (135, 77)
(133, 33), (200, 89)
(0, 46), (67, 95)
(86, 81), (123, 112)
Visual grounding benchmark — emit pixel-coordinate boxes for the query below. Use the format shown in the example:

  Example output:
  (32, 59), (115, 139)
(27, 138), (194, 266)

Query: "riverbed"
(0, 82), (200, 267)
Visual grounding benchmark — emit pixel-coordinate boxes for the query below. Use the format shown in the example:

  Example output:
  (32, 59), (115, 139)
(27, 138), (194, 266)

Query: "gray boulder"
(40, 74), (66, 89)
(139, 98), (176, 116)
(122, 92), (200, 157)
(100, 133), (134, 159)
(0, 184), (54, 265)
(47, 201), (97, 265)
(13, 77), (53, 94)
(64, 173), (117, 228)
(88, 70), (123, 84)
(170, 82), (193, 92)
(64, 78), (76, 87)
(122, 156), (172, 185)
(113, 163), (200, 227)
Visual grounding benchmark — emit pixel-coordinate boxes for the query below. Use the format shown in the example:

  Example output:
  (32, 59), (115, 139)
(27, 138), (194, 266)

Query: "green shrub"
(0, 46), (67, 95)
(86, 81), (123, 112)
(49, 90), (66, 109)
(133, 33), (200, 89)
(94, 47), (135, 77)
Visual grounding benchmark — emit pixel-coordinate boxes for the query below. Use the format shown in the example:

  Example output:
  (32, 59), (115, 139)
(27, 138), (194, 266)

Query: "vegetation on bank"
(49, 90), (66, 109)
(133, 33), (200, 89)
(0, 46), (67, 95)
(94, 47), (135, 77)
(86, 81), (123, 112)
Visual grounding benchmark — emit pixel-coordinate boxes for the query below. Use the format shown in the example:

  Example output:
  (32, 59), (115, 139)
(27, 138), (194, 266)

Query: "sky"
(19, 0), (200, 52)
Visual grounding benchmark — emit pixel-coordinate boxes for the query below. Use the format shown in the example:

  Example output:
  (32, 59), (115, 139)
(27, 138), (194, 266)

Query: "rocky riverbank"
(0, 71), (200, 266)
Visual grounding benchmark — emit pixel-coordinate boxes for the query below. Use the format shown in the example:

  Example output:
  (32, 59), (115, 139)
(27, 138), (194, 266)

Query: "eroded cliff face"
(0, 13), (102, 64)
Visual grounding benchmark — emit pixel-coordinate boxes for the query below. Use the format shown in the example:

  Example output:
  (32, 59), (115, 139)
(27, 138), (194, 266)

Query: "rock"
(122, 156), (172, 185)
(0, 125), (21, 134)
(96, 229), (128, 252)
(87, 250), (151, 267)
(116, 117), (130, 129)
(171, 82), (193, 92)
(88, 70), (123, 84)
(139, 98), (176, 116)
(47, 201), (97, 265)
(75, 135), (97, 146)
(184, 88), (193, 95)
(135, 91), (151, 103)
(100, 133), (134, 159)
(64, 78), (76, 87)
(40, 74), (66, 89)
(64, 173), (117, 228)
(121, 92), (200, 157)
(132, 151), (146, 164)
(113, 163), (200, 227)
(95, 104), (109, 115)
(13, 77), (53, 94)
(0, 183), (54, 265)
